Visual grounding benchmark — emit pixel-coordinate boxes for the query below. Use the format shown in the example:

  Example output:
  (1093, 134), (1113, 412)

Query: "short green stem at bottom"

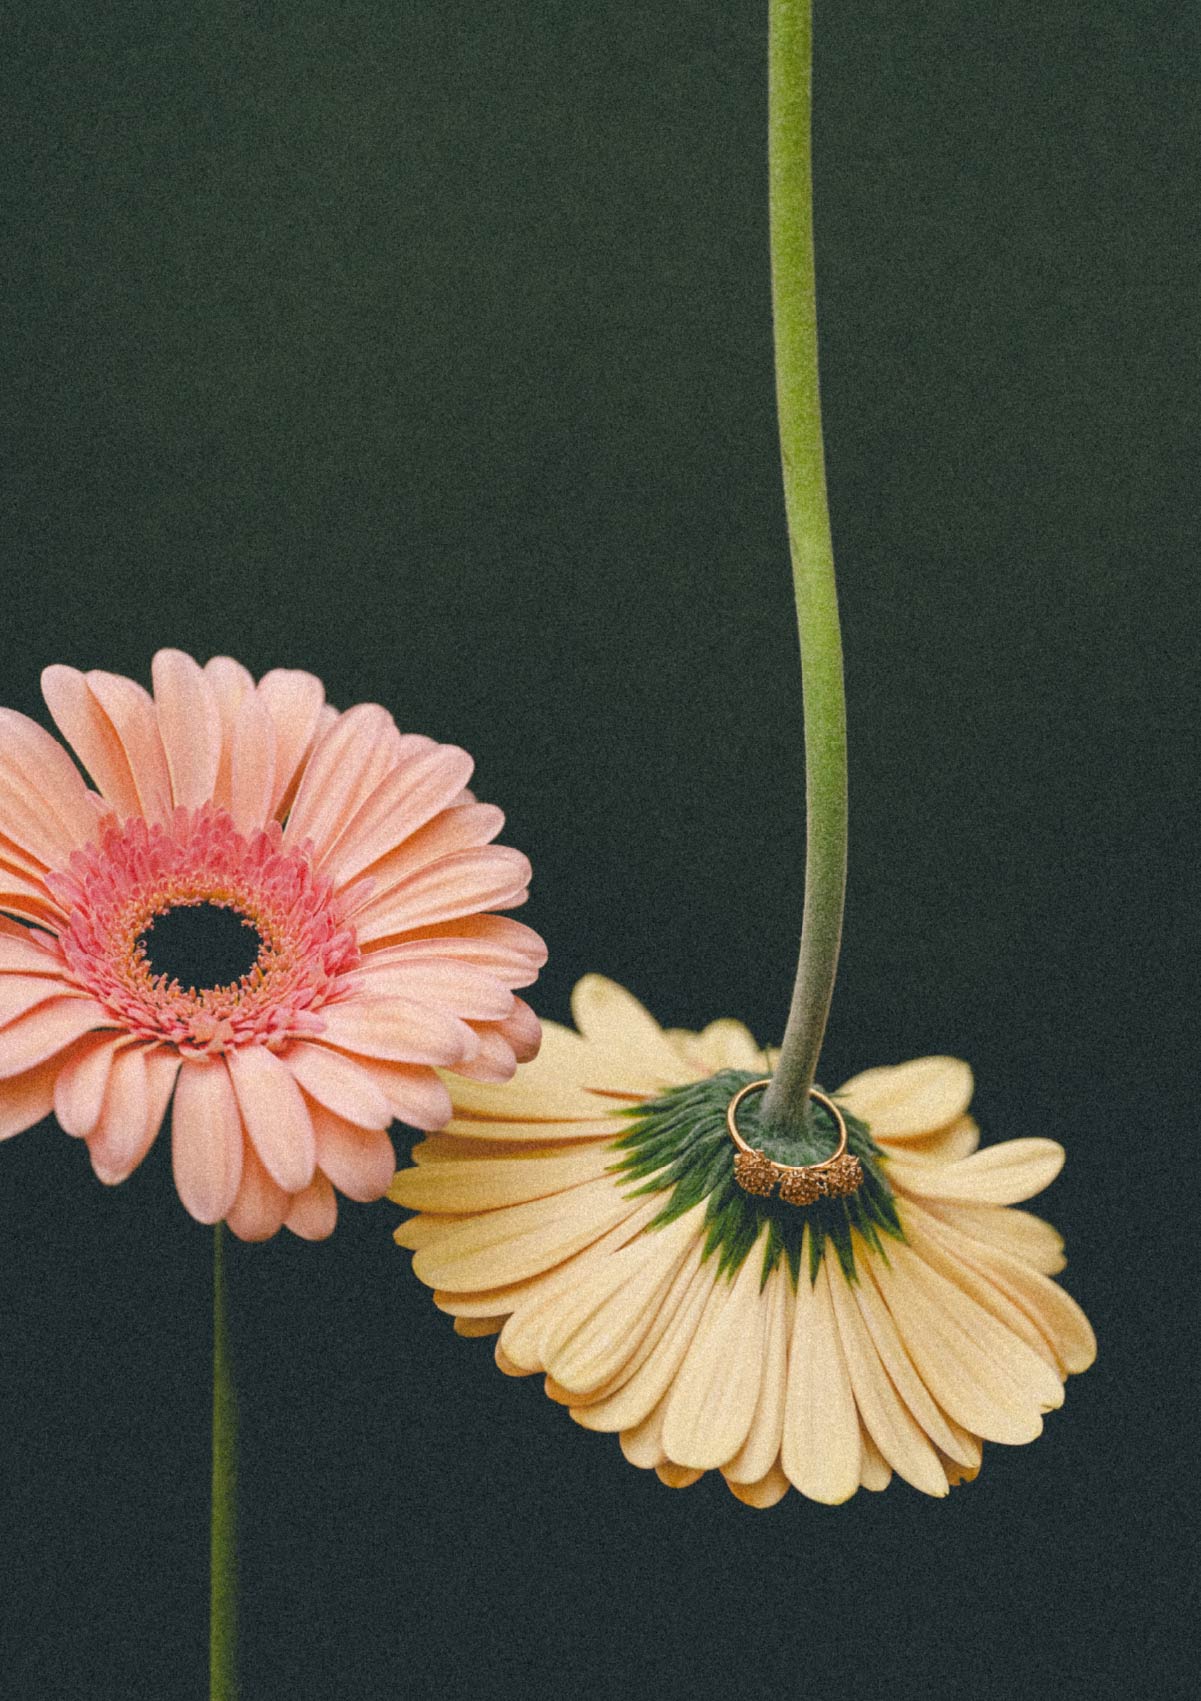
(211, 1223), (238, 1700)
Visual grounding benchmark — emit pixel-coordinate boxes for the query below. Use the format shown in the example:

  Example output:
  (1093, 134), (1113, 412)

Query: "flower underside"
(612, 1070), (902, 1286)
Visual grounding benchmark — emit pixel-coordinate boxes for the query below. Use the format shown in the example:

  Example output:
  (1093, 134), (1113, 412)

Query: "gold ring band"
(726, 1079), (863, 1203)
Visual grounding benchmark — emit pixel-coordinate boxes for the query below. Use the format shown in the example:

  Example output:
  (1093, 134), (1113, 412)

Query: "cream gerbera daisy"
(0, 651), (545, 1239)
(391, 975), (1094, 1506)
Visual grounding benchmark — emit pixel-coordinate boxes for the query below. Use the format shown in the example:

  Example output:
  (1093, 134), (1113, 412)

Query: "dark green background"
(2, 3), (1196, 1697)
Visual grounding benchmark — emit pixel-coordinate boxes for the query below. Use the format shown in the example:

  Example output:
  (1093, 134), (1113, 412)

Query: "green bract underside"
(610, 1070), (903, 1287)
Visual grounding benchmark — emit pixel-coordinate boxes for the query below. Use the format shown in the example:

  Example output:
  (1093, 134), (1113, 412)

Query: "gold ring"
(726, 1079), (863, 1203)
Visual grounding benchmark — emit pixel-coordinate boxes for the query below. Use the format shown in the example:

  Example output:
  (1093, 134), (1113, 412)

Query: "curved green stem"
(758, 0), (848, 1138)
(211, 1223), (238, 1700)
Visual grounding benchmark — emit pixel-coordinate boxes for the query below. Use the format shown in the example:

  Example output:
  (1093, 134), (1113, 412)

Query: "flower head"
(391, 975), (1094, 1505)
(0, 652), (545, 1239)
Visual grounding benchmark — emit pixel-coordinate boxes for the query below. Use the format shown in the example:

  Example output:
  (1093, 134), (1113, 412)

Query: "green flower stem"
(757, 0), (848, 1140)
(210, 1223), (238, 1700)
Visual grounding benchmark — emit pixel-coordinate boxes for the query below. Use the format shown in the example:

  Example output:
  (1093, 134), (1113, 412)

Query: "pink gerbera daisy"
(0, 651), (545, 1240)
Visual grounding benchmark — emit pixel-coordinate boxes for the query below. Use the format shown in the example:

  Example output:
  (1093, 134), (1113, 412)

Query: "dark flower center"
(138, 902), (263, 992)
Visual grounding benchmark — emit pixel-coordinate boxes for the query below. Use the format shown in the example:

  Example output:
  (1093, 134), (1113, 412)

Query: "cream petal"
(412, 1175), (642, 1292)
(53, 1032), (127, 1137)
(284, 1172), (338, 1240)
(573, 1243), (714, 1433)
(0, 1054), (59, 1139)
(619, 1398), (668, 1469)
(923, 1199), (1066, 1276)
(691, 1017), (770, 1074)
(82, 671), (174, 825)
(355, 958), (516, 1022)
(319, 744), (476, 883)
(725, 1463), (791, 1509)
(436, 1114), (628, 1144)
(889, 1138), (1065, 1205)
(904, 1202), (1095, 1376)
(226, 1044), (317, 1193)
(442, 1022), (606, 1121)
(835, 1056), (974, 1138)
(350, 847), (531, 943)
(229, 690), (278, 834)
(390, 1142), (615, 1213)
(87, 1044), (153, 1184)
(870, 1237), (1062, 1443)
(41, 665), (142, 820)
(317, 998), (478, 1067)
(541, 1211), (702, 1396)
(310, 1102), (397, 1202)
(780, 1240), (862, 1503)
(858, 1426), (894, 1492)
(845, 1245), (982, 1467)
(570, 976), (696, 1089)
(150, 650), (222, 810)
(284, 703), (401, 862)
(254, 669), (326, 818)
(656, 1463), (703, 1489)
(723, 1262), (794, 1484)
(171, 1057), (244, 1224)
(884, 1115), (980, 1164)
(662, 1239), (770, 1470)
(0, 709), (101, 862)
(0, 997), (111, 1078)
(453, 1316), (506, 1338)
(282, 1041), (393, 1130)
(827, 1250), (950, 1496)
(226, 1141), (289, 1241)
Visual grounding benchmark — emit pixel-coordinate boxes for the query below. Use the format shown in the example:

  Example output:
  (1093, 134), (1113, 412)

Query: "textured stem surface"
(211, 1223), (238, 1700)
(758, 0), (848, 1137)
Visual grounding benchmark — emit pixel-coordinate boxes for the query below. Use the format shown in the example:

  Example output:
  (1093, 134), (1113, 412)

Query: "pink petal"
(42, 666), (143, 820)
(0, 708), (101, 863)
(143, 1046), (181, 1143)
(226, 1043), (317, 1193)
(0, 1055), (59, 1140)
(310, 1100), (397, 1201)
(350, 847), (532, 943)
(451, 1025), (518, 1083)
(332, 799), (503, 898)
(255, 669), (326, 818)
(319, 744), (475, 883)
(495, 996), (541, 1062)
(151, 650), (222, 809)
(229, 690), (278, 833)
(0, 972), (84, 1027)
(283, 703), (403, 861)
(87, 1044), (154, 1184)
(0, 997), (111, 1079)
(0, 859), (64, 927)
(203, 657), (256, 811)
(172, 1057), (244, 1224)
(355, 957), (516, 1021)
(317, 997), (478, 1066)
(81, 672), (174, 825)
(281, 1041), (392, 1129)
(0, 929), (71, 978)
(53, 1032), (126, 1136)
(283, 1171), (337, 1240)
(362, 917), (546, 988)
(342, 1059), (452, 1130)
(226, 1141), (289, 1241)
